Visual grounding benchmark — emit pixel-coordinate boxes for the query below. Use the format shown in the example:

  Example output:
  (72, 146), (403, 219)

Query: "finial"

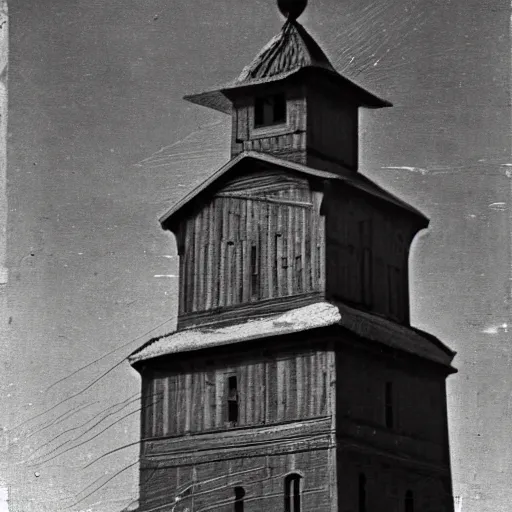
(277, 0), (307, 21)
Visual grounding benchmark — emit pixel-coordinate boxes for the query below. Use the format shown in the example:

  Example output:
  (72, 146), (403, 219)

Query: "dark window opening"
(358, 474), (367, 512)
(239, 248), (244, 302)
(405, 490), (414, 512)
(284, 473), (302, 512)
(227, 375), (239, 425)
(254, 93), (287, 127)
(316, 245), (321, 282)
(234, 486), (245, 512)
(385, 381), (394, 429)
(295, 255), (302, 292)
(274, 233), (281, 295)
(250, 244), (259, 300)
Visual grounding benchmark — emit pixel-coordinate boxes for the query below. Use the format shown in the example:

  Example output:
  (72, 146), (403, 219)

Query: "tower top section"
(235, 19), (334, 84)
(184, 4), (390, 115)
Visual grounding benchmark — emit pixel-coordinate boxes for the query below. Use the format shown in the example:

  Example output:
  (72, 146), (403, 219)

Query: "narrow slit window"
(358, 474), (367, 512)
(227, 375), (239, 425)
(239, 247), (244, 303)
(234, 486), (245, 512)
(274, 233), (281, 294)
(385, 381), (394, 429)
(284, 473), (302, 512)
(250, 244), (259, 300)
(295, 255), (303, 292)
(316, 245), (321, 282)
(405, 490), (414, 512)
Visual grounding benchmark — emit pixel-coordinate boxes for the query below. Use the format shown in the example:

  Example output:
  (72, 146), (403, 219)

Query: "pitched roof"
(236, 20), (335, 83)
(184, 21), (391, 114)
(128, 301), (456, 369)
(158, 151), (428, 228)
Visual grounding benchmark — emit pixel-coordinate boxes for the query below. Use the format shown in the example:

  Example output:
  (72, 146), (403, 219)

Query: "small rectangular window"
(227, 375), (239, 425)
(254, 93), (287, 128)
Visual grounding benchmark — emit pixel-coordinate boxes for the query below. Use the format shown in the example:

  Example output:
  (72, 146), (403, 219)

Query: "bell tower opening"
(255, 93), (287, 128)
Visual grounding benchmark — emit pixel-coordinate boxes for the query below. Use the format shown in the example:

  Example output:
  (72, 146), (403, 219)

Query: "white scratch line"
(154, 274), (177, 278)
(382, 166), (429, 175)
(134, 119), (225, 167)
(488, 202), (507, 211)
(482, 323), (508, 334)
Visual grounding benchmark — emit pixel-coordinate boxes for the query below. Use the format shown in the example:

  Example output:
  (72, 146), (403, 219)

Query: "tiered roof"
(184, 19), (390, 114)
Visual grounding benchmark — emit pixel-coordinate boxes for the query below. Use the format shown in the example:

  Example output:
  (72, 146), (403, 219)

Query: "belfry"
(128, 1), (456, 510)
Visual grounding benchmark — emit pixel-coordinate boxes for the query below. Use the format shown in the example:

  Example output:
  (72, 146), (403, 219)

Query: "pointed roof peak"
(183, 6), (391, 113)
(236, 19), (335, 84)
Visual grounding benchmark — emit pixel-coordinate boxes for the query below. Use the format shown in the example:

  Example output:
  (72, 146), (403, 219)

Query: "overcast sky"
(2, 0), (511, 510)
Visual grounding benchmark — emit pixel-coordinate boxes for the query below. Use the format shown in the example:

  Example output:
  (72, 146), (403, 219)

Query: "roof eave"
(158, 151), (339, 229)
(129, 301), (456, 372)
(159, 151), (428, 230)
(184, 66), (392, 115)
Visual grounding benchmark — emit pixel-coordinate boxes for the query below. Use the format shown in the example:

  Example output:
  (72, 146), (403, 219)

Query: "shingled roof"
(184, 20), (390, 114)
(236, 20), (335, 83)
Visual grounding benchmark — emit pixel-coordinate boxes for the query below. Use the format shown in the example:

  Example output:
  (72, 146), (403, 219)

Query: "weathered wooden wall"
(306, 85), (358, 171)
(141, 343), (333, 438)
(337, 450), (453, 512)
(139, 445), (333, 512)
(176, 169), (325, 327)
(138, 339), (337, 512)
(325, 188), (416, 323)
(230, 83), (307, 163)
(336, 348), (449, 452)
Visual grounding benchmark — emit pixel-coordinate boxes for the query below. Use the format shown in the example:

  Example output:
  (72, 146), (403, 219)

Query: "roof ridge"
(236, 20), (335, 84)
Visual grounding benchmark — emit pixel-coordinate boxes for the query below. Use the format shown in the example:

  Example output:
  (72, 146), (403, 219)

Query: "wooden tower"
(128, 2), (456, 511)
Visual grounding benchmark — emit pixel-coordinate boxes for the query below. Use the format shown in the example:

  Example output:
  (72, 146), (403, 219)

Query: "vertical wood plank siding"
(140, 450), (332, 512)
(231, 85), (307, 164)
(306, 87), (358, 170)
(177, 171), (325, 320)
(325, 193), (412, 323)
(142, 349), (331, 439)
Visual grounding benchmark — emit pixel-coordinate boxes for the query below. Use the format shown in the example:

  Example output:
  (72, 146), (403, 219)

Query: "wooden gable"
(174, 163), (327, 329)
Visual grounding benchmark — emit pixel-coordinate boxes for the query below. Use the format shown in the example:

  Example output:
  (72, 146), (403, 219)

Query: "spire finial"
(277, 0), (307, 21)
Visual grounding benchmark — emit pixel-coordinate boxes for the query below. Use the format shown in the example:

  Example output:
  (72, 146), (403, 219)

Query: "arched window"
(234, 486), (245, 512)
(405, 490), (414, 512)
(358, 474), (367, 512)
(284, 473), (302, 512)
